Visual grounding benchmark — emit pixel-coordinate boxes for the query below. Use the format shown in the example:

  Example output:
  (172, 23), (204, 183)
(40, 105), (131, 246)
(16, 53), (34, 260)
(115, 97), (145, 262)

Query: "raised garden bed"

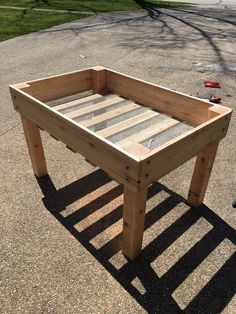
(10, 66), (232, 260)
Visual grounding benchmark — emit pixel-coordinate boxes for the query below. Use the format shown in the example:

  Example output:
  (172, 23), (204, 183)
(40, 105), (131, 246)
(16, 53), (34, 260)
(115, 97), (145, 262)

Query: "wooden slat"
(80, 102), (141, 128)
(66, 96), (123, 119)
(24, 68), (92, 102)
(106, 69), (212, 126)
(53, 94), (102, 111)
(117, 118), (179, 148)
(97, 110), (159, 138)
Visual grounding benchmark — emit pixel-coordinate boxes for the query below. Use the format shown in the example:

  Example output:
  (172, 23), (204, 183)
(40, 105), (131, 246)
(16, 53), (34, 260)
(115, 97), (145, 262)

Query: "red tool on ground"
(204, 81), (221, 103)
(204, 81), (221, 88)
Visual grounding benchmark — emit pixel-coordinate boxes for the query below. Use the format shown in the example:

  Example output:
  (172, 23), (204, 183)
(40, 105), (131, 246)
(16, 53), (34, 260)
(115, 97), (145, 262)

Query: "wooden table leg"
(122, 186), (147, 260)
(187, 141), (219, 208)
(21, 116), (48, 177)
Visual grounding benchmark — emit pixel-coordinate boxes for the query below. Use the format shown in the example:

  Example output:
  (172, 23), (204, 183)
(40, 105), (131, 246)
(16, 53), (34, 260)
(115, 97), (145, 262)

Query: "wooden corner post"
(186, 141), (219, 208)
(91, 66), (106, 94)
(122, 186), (147, 260)
(21, 116), (48, 177)
(187, 106), (224, 208)
(91, 66), (106, 131)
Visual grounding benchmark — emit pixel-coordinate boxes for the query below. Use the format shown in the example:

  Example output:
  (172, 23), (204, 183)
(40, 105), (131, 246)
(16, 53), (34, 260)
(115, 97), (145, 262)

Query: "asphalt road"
(0, 7), (235, 314)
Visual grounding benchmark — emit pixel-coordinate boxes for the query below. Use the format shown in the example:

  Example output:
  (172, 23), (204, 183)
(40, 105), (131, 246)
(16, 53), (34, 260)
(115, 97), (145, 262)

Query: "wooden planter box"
(10, 66), (232, 260)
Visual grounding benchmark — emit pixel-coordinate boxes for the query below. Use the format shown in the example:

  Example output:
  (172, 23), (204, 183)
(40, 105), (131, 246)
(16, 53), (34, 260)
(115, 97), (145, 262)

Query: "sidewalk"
(0, 5), (93, 14)
(170, 0), (236, 8)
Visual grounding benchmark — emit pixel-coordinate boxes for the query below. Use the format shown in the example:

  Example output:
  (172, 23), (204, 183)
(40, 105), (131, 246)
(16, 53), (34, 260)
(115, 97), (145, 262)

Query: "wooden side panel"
(24, 69), (92, 102)
(106, 70), (212, 126)
(10, 87), (140, 191)
(122, 186), (147, 260)
(21, 116), (48, 177)
(139, 110), (232, 186)
(13, 83), (31, 90)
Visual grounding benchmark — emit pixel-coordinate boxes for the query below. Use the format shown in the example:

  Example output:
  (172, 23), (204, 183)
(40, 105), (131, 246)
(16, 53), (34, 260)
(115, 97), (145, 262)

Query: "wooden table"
(10, 67), (232, 260)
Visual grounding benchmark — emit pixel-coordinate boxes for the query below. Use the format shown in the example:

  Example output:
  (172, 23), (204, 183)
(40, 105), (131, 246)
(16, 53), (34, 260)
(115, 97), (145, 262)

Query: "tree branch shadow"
(14, 0), (96, 24)
(33, 0), (98, 14)
(39, 2), (235, 72)
(36, 169), (236, 313)
(132, 0), (234, 71)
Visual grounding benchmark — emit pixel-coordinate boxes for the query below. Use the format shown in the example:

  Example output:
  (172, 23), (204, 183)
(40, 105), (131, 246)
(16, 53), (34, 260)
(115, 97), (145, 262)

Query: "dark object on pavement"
(209, 95), (221, 103)
(232, 199), (236, 208)
(204, 81), (221, 88)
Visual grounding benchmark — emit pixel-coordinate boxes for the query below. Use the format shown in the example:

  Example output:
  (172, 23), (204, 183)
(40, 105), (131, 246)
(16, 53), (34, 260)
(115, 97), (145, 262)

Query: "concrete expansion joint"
(0, 123), (21, 138)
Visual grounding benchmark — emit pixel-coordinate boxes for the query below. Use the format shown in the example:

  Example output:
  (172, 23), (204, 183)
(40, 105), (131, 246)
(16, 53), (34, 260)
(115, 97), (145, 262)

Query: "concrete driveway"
(171, 0), (236, 9)
(0, 6), (235, 314)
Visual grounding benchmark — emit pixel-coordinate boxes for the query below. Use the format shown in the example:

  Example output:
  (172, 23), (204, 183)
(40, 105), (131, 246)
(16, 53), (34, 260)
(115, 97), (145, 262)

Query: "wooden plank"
(207, 104), (231, 118)
(106, 69), (212, 126)
(139, 109), (232, 186)
(122, 186), (147, 260)
(117, 118), (179, 148)
(66, 96), (123, 119)
(97, 110), (159, 138)
(10, 86), (141, 192)
(53, 94), (102, 112)
(80, 102), (141, 128)
(14, 83), (31, 90)
(22, 68), (92, 102)
(126, 143), (151, 158)
(21, 116), (48, 177)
